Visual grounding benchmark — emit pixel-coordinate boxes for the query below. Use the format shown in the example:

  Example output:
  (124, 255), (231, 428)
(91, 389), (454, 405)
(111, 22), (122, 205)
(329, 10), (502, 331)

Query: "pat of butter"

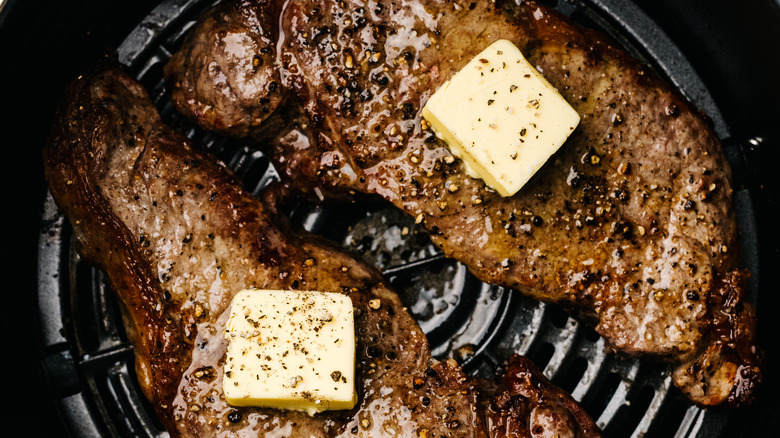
(223, 289), (357, 415)
(422, 39), (580, 197)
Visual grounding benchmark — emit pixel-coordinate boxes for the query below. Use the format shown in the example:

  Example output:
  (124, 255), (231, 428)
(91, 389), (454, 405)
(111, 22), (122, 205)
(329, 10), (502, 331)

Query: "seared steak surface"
(43, 61), (481, 437)
(483, 355), (601, 438)
(164, 0), (762, 406)
(43, 59), (601, 437)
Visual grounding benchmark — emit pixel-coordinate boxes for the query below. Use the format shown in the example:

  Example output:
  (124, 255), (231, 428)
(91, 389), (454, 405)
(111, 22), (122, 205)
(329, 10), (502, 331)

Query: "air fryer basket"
(35, 0), (773, 437)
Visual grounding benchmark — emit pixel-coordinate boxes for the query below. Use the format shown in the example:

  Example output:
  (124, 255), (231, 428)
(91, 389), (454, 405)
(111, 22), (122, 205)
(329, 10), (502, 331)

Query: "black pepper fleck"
(227, 411), (242, 423)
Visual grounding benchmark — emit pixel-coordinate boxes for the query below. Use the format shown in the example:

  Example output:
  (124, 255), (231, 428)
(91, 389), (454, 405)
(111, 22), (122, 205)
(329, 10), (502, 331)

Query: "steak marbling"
(164, 0), (762, 407)
(43, 58), (601, 437)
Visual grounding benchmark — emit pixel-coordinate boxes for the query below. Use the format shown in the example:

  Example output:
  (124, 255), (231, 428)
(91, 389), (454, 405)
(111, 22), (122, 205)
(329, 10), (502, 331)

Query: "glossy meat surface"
(483, 355), (601, 438)
(164, 0), (762, 406)
(43, 58), (601, 437)
(43, 60), (482, 437)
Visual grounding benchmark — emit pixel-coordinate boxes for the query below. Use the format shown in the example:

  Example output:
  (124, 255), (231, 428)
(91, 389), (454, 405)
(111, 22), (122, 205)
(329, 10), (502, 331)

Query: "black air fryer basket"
(3, 0), (779, 436)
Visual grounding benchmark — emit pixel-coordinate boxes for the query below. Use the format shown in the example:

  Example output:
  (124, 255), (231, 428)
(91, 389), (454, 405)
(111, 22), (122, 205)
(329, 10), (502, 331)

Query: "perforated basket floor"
(37, 1), (764, 437)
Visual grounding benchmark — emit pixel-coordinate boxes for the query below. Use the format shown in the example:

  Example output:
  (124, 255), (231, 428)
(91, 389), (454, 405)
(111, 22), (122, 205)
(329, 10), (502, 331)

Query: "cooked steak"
(483, 355), (601, 438)
(164, 0), (762, 407)
(43, 58), (601, 437)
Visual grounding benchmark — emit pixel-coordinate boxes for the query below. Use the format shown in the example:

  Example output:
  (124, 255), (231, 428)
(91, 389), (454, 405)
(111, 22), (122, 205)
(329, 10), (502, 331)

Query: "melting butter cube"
(223, 289), (356, 415)
(422, 39), (580, 197)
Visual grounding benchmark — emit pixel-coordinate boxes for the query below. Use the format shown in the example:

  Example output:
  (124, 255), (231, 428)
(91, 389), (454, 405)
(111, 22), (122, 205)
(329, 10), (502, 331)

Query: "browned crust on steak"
(44, 56), (604, 437)
(44, 62), (185, 426)
(672, 270), (762, 407)
(483, 355), (601, 438)
(43, 57), (491, 437)
(163, 0), (285, 139)
(163, 0), (763, 406)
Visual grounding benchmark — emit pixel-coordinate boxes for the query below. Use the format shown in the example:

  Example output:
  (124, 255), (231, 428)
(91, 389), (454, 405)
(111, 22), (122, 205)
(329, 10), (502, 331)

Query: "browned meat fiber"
(43, 58), (601, 438)
(483, 355), (603, 438)
(164, 0), (762, 407)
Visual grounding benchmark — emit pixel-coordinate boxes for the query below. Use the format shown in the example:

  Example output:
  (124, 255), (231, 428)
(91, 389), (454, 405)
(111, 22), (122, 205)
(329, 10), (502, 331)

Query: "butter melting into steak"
(43, 59), (601, 437)
(164, 0), (762, 407)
